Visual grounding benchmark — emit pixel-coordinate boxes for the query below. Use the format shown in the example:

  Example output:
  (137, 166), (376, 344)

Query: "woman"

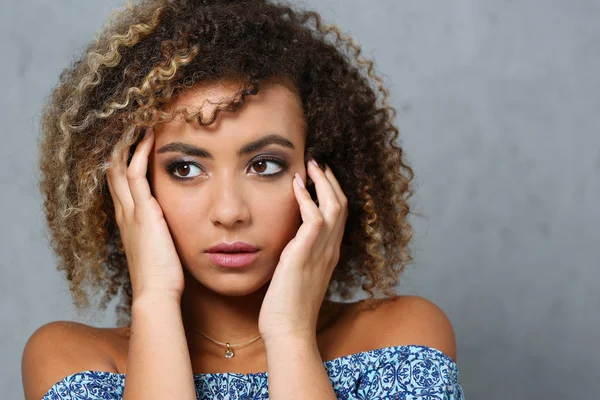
(22, 0), (464, 398)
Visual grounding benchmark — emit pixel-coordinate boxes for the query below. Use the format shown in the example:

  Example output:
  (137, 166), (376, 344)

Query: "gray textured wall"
(3, 1), (599, 399)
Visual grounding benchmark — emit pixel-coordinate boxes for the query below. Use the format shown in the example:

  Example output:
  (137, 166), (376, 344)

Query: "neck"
(179, 272), (342, 359)
(180, 276), (266, 356)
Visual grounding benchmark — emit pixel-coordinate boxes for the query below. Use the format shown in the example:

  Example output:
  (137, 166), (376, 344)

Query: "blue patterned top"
(42, 344), (464, 399)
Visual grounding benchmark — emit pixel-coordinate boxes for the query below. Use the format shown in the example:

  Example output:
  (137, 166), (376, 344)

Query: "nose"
(208, 174), (251, 229)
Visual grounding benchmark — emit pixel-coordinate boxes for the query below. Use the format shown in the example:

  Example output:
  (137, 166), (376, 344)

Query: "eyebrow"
(156, 134), (295, 159)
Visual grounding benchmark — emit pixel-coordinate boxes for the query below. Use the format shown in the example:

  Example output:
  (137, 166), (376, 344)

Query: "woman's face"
(148, 79), (307, 296)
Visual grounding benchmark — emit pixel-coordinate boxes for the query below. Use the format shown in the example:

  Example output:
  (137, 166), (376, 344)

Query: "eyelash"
(166, 156), (288, 182)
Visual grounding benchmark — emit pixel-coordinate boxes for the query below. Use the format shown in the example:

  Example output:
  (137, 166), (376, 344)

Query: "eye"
(248, 157), (286, 177)
(168, 162), (202, 180)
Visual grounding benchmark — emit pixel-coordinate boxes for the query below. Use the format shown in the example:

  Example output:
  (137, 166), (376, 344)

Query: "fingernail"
(295, 173), (305, 189)
(310, 158), (318, 167)
(145, 127), (154, 138)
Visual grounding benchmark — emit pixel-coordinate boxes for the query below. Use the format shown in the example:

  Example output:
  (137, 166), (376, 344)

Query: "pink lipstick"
(205, 242), (259, 268)
(206, 252), (258, 268)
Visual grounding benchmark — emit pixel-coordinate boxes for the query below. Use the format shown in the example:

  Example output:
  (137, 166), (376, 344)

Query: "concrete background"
(2, 0), (599, 398)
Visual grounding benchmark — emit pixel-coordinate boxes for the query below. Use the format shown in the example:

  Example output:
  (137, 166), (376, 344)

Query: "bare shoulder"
(355, 295), (457, 362)
(21, 320), (120, 400)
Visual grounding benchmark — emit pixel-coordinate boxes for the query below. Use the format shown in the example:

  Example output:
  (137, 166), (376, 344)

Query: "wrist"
(130, 271), (184, 301)
(132, 290), (182, 310)
(264, 335), (321, 369)
(262, 331), (317, 349)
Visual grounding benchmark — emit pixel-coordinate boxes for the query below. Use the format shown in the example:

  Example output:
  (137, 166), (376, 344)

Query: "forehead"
(155, 79), (306, 146)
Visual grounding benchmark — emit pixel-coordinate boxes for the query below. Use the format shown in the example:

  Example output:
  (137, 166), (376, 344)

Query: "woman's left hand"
(258, 159), (348, 343)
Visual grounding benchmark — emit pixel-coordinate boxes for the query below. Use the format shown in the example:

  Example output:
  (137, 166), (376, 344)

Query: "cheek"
(149, 167), (302, 251)
(252, 184), (301, 246)
(155, 189), (206, 261)
(274, 190), (300, 222)
(152, 179), (203, 237)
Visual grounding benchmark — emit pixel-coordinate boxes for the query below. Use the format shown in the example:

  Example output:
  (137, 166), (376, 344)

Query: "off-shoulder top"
(41, 344), (464, 399)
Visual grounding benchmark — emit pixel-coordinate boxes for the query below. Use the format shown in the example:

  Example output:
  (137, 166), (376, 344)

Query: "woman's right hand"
(107, 127), (185, 301)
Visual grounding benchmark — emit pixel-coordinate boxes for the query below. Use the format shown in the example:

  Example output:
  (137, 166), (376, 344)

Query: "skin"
(21, 79), (459, 400)
(144, 78), (343, 367)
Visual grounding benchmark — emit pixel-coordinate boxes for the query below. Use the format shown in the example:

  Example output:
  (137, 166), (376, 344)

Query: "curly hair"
(39, 0), (414, 327)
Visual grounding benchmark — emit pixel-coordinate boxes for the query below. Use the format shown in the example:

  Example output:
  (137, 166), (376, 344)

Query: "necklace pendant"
(225, 343), (234, 359)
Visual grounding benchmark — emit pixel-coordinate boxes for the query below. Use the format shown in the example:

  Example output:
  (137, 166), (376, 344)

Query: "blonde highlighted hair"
(40, 0), (414, 326)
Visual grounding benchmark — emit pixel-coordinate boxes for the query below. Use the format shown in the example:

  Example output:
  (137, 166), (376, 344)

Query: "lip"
(206, 252), (259, 268)
(204, 241), (260, 268)
(205, 241), (259, 253)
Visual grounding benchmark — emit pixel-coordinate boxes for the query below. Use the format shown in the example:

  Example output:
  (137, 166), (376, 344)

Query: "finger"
(106, 174), (120, 209)
(323, 164), (347, 209)
(127, 128), (155, 205)
(307, 160), (342, 222)
(107, 144), (134, 211)
(292, 173), (326, 249)
(322, 163), (348, 229)
(327, 165), (350, 246)
(293, 172), (321, 220)
(314, 164), (348, 254)
(107, 173), (127, 222)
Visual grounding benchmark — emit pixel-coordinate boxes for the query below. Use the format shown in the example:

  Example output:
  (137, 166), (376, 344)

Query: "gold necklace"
(195, 328), (262, 359)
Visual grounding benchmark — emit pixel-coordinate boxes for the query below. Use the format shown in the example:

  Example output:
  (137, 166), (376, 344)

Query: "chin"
(184, 262), (273, 297)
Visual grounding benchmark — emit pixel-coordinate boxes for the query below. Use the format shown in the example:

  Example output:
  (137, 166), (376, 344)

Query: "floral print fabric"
(42, 345), (464, 399)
